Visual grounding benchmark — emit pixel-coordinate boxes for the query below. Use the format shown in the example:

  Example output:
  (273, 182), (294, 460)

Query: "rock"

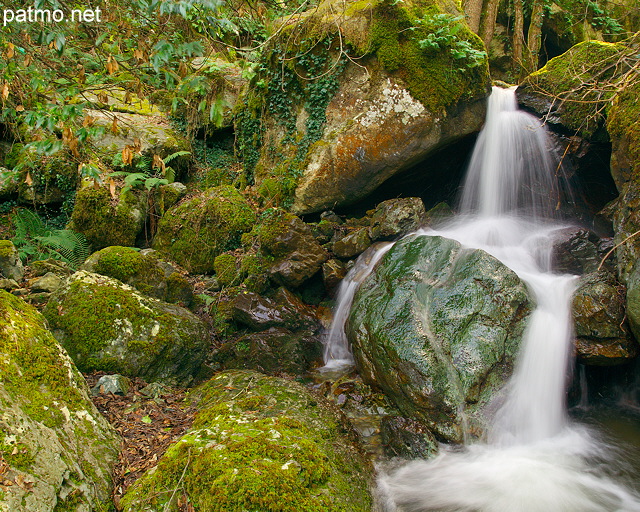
(573, 271), (638, 365)
(0, 290), (119, 511)
(0, 240), (24, 281)
(29, 272), (63, 293)
(30, 259), (72, 277)
(139, 382), (171, 399)
(380, 416), (438, 460)
(120, 370), (373, 511)
(152, 185), (256, 274)
(551, 227), (603, 274)
(323, 258), (346, 296)
(348, 234), (531, 443)
(42, 271), (209, 386)
(368, 197), (426, 240)
(0, 166), (19, 199)
(68, 179), (148, 250)
(211, 327), (322, 375)
(91, 374), (132, 396)
(82, 245), (193, 305)
(516, 40), (626, 138)
(152, 181), (188, 216)
(0, 278), (19, 291)
(332, 228), (372, 259)
(253, 209), (329, 287)
(236, 0), (489, 214)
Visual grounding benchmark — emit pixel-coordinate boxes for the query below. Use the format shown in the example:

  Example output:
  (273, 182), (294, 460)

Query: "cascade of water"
(374, 86), (640, 510)
(321, 242), (393, 370)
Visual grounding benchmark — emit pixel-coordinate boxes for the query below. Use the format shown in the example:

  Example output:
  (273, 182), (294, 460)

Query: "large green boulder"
(236, 0), (489, 213)
(0, 291), (119, 511)
(42, 271), (209, 386)
(348, 234), (531, 443)
(120, 370), (373, 512)
(152, 185), (256, 274)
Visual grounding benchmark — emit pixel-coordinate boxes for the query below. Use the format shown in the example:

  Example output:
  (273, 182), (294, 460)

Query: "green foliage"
(109, 151), (189, 193)
(11, 209), (89, 268)
(415, 14), (487, 70)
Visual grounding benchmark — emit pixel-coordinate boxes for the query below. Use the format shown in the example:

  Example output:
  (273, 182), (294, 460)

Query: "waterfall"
(320, 85), (640, 510)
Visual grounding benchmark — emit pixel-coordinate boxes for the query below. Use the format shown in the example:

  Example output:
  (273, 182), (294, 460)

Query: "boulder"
(368, 197), (427, 241)
(42, 271), (209, 386)
(152, 185), (256, 274)
(252, 209), (329, 287)
(380, 416), (438, 460)
(68, 179), (148, 250)
(0, 291), (119, 511)
(235, 0), (489, 214)
(573, 271), (638, 365)
(231, 288), (317, 331)
(0, 240), (24, 281)
(332, 228), (372, 259)
(551, 227), (605, 274)
(348, 234), (531, 443)
(82, 246), (193, 305)
(120, 370), (373, 512)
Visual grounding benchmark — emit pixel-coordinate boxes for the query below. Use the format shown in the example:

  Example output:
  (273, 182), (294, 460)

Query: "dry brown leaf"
(25, 172), (33, 187)
(82, 115), (95, 128)
(98, 91), (109, 104)
(6, 43), (14, 59)
(108, 177), (117, 199)
(152, 154), (165, 173)
(122, 146), (133, 166)
(111, 117), (119, 135)
(15, 105), (24, 112)
(1, 83), (9, 101)
(23, 54), (32, 67)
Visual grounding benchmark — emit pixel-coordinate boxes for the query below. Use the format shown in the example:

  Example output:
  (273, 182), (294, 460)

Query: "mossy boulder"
(0, 290), (119, 511)
(236, 0), (489, 214)
(0, 240), (24, 281)
(516, 40), (629, 139)
(120, 370), (373, 512)
(82, 246), (193, 305)
(152, 185), (256, 274)
(251, 208), (329, 287)
(348, 234), (531, 443)
(42, 271), (209, 386)
(573, 271), (637, 365)
(68, 179), (148, 250)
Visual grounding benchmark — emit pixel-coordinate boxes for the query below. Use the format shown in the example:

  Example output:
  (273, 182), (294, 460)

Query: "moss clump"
(69, 183), (144, 250)
(607, 79), (640, 178)
(152, 185), (256, 274)
(120, 370), (373, 512)
(213, 253), (240, 286)
(520, 40), (629, 138)
(89, 246), (144, 282)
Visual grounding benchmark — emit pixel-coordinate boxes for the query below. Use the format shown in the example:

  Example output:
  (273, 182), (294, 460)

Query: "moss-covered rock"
(0, 290), (119, 511)
(516, 40), (630, 139)
(236, 0), (489, 214)
(348, 234), (531, 443)
(0, 240), (24, 281)
(82, 246), (193, 305)
(68, 179), (147, 250)
(152, 185), (256, 274)
(42, 271), (209, 386)
(120, 370), (373, 512)
(250, 208), (329, 287)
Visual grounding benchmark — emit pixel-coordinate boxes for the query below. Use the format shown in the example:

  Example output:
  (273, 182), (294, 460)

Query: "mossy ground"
(120, 371), (373, 512)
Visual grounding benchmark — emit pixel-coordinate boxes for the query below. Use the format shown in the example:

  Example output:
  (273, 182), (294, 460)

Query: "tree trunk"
(525, 0), (545, 74)
(512, 0), (525, 76)
(479, 0), (502, 50)
(463, 0), (484, 34)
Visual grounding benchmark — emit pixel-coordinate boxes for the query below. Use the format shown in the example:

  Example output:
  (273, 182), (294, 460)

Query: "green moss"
(69, 184), (143, 250)
(152, 186), (256, 274)
(607, 79), (640, 176)
(120, 371), (372, 512)
(91, 246), (144, 282)
(0, 436), (35, 472)
(213, 253), (240, 287)
(0, 239), (16, 258)
(522, 40), (629, 138)
(0, 291), (86, 428)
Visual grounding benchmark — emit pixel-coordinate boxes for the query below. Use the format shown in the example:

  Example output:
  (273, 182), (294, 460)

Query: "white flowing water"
(321, 86), (640, 510)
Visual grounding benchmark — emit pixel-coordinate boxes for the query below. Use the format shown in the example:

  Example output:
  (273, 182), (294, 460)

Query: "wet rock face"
(573, 271), (638, 365)
(380, 416), (438, 460)
(348, 234), (531, 443)
(120, 370), (373, 512)
(42, 271), (209, 386)
(0, 290), (119, 512)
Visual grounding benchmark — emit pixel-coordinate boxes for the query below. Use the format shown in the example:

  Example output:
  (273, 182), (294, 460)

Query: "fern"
(11, 209), (90, 269)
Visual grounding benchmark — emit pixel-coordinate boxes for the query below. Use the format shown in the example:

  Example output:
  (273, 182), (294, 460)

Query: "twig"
(598, 228), (640, 271)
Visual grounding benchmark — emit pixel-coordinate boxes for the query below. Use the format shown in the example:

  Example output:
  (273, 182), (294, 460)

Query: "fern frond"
(163, 150), (191, 165)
